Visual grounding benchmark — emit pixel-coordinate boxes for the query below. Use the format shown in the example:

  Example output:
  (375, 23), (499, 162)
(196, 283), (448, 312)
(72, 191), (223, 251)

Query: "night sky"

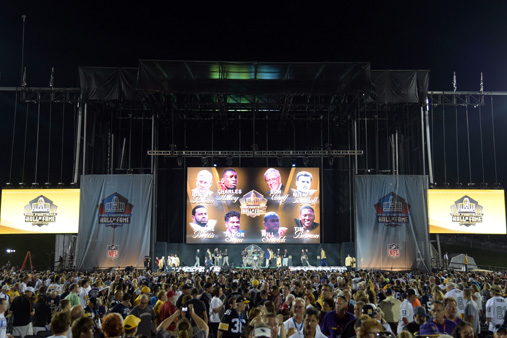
(2, 1), (507, 91)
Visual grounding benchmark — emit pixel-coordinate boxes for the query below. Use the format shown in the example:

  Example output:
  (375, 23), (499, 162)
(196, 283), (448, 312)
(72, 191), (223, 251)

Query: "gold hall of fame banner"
(185, 167), (321, 244)
(428, 189), (506, 234)
(0, 189), (80, 234)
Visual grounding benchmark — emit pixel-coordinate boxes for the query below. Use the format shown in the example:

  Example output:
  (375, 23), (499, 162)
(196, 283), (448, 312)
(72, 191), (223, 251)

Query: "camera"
(182, 307), (188, 312)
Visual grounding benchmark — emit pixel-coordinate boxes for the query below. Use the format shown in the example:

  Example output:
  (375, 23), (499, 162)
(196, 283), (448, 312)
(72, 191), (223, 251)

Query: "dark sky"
(2, 1), (507, 91)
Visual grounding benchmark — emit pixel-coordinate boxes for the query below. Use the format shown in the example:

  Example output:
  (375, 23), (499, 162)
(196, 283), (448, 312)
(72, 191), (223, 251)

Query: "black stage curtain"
(79, 67), (139, 101)
(371, 70), (430, 104)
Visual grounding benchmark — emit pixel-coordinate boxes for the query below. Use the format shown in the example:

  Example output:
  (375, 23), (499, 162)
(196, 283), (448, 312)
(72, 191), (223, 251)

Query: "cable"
(478, 104), (485, 184)
(8, 91), (19, 184)
(455, 106), (459, 184)
(21, 103), (29, 184)
(442, 104), (447, 184)
(60, 103), (65, 183)
(34, 96), (41, 184)
(491, 96), (498, 184)
(47, 99), (53, 183)
(465, 104), (472, 183)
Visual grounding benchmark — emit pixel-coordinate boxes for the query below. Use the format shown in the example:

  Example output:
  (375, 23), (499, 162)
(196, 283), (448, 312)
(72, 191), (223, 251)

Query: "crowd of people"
(0, 265), (507, 338)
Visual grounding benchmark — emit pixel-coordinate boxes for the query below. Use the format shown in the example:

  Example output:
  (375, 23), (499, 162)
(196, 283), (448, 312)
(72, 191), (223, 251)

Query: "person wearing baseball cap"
(405, 306), (428, 335)
(123, 314), (141, 337)
(218, 297), (248, 338)
(0, 285), (11, 306)
(486, 285), (505, 333)
(10, 286), (35, 337)
(159, 290), (177, 331)
(378, 288), (401, 333)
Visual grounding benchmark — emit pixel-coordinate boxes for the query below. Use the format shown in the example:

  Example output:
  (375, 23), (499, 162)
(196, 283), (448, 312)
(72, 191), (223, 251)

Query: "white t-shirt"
(78, 287), (89, 307)
(0, 313), (7, 338)
(289, 330), (327, 338)
(486, 296), (507, 331)
(209, 296), (223, 323)
(398, 299), (414, 333)
(445, 288), (466, 318)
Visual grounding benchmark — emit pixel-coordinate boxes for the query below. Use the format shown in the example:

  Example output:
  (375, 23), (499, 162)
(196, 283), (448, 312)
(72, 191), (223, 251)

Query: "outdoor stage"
(166, 266), (348, 273)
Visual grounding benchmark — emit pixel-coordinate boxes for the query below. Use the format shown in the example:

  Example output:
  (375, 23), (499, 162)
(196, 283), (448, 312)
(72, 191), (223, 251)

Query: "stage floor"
(167, 265), (347, 273)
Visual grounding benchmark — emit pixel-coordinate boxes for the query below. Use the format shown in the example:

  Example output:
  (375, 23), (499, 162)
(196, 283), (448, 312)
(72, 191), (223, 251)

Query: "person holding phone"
(157, 304), (209, 338)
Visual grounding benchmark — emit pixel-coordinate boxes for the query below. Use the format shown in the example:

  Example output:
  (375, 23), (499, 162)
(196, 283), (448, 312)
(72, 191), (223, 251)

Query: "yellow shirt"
(8, 290), (19, 302)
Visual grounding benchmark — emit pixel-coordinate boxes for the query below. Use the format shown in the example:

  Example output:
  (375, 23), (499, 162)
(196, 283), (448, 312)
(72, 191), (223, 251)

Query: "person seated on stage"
(190, 205), (217, 233)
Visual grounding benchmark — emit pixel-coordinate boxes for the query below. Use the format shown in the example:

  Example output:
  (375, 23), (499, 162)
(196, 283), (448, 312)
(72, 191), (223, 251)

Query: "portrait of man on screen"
(291, 171), (317, 198)
(191, 170), (214, 198)
(189, 205), (216, 232)
(221, 210), (244, 242)
(293, 206), (320, 240)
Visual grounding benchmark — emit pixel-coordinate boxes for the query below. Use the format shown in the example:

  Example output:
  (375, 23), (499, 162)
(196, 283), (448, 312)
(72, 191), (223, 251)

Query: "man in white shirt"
(398, 291), (414, 334)
(445, 282), (465, 319)
(19, 277), (29, 294)
(0, 298), (13, 338)
(0, 287), (10, 309)
(289, 306), (326, 338)
(486, 285), (507, 333)
(78, 280), (91, 308)
(284, 298), (306, 334)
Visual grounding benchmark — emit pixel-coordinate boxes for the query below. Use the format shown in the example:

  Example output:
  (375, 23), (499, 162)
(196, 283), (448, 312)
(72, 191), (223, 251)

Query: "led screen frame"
(186, 167), (321, 244)
(0, 189), (80, 234)
(428, 189), (506, 234)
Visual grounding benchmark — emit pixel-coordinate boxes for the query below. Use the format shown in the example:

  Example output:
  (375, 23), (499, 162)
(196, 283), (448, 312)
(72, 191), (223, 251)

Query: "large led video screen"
(186, 167), (321, 243)
(428, 189), (506, 234)
(0, 189), (80, 234)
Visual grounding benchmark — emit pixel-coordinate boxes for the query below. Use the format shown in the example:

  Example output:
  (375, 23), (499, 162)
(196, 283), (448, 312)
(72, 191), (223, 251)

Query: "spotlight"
(277, 156), (283, 167)
(32, 182), (39, 187)
(455, 182), (462, 188)
(226, 156), (233, 166)
(44, 182), (52, 188)
(430, 182), (437, 188)
(213, 163), (217, 167)
(328, 157), (335, 165)
(70, 182), (78, 188)
(18, 182), (26, 187)
(467, 182), (476, 188)
(201, 157), (208, 166)
(5, 182), (12, 188)
(57, 182), (65, 188)
(303, 156), (310, 166)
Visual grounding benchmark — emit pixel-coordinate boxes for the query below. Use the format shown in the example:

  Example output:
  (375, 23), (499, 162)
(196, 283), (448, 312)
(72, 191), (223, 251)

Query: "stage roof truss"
(147, 149), (363, 158)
